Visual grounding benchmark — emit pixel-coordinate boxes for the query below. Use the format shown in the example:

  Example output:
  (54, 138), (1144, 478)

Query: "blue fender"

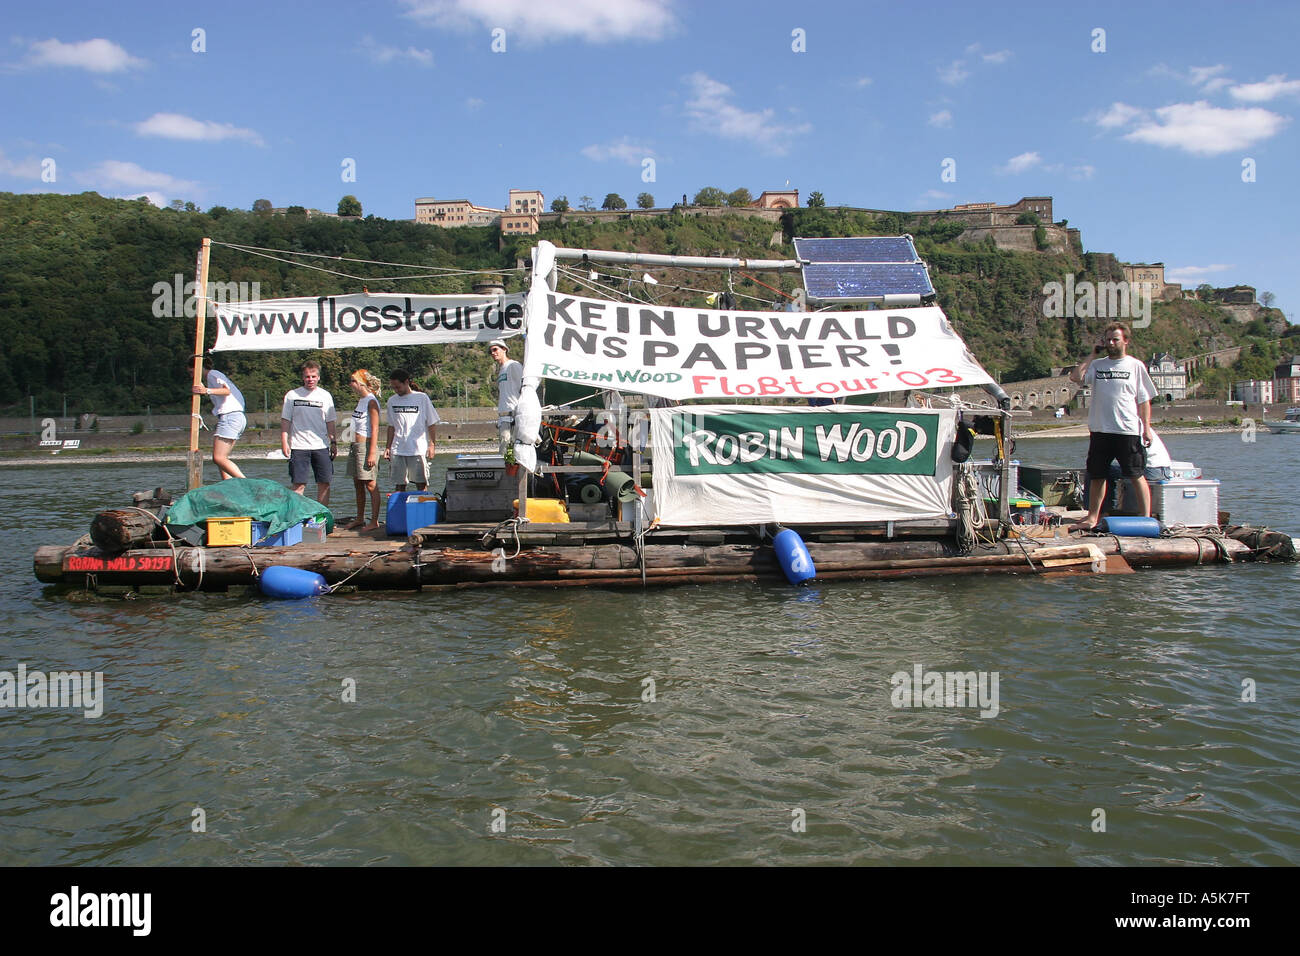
(259, 565), (329, 599)
(773, 528), (816, 585)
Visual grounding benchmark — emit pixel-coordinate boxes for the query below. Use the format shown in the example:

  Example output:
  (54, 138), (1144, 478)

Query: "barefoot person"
(1068, 323), (1156, 530)
(489, 339), (522, 454)
(280, 360), (337, 505)
(383, 369), (440, 493)
(188, 355), (246, 480)
(345, 369), (382, 530)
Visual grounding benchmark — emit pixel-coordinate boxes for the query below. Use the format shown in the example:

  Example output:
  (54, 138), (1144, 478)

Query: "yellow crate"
(206, 516), (252, 546)
(513, 498), (569, 523)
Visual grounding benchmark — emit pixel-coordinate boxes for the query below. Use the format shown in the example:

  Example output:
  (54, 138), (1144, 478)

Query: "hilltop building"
(414, 197), (503, 227)
(752, 190), (799, 209)
(1121, 263), (1183, 302)
(1235, 380), (1274, 404)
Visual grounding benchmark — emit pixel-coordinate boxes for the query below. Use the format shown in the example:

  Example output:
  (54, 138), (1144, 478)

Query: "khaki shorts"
(347, 441), (378, 481)
(391, 454), (429, 487)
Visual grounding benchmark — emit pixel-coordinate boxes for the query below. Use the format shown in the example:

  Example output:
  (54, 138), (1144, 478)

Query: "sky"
(3, 0), (1299, 318)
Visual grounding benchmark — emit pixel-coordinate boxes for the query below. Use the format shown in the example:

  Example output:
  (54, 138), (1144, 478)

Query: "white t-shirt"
(280, 386), (336, 450)
(206, 369), (244, 416)
(1144, 429), (1172, 469)
(496, 359), (523, 416)
(1084, 356), (1155, 435)
(351, 394), (380, 439)
(386, 390), (441, 456)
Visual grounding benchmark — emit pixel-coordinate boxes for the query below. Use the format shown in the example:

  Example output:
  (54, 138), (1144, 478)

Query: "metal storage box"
(445, 457), (515, 523)
(970, 459), (1019, 498)
(1152, 478), (1220, 527)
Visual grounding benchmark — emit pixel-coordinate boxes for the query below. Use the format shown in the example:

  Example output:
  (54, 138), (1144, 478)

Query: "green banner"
(671, 411), (940, 476)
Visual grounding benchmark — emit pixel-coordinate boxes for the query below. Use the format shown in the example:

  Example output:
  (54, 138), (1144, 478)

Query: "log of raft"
(34, 530), (1255, 591)
(89, 509), (163, 552)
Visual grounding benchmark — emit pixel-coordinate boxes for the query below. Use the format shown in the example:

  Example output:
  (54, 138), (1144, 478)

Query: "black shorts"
(1086, 432), (1146, 479)
(289, 447), (333, 485)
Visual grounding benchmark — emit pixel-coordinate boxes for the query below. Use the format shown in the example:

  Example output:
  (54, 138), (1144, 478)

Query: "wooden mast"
(186, 238), (212, 490)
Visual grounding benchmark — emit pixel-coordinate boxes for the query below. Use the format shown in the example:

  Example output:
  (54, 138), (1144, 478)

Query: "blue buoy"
(773, 528), (816, 585)
(1099, 516), (1162, 537)
(259, 565), (329, 599)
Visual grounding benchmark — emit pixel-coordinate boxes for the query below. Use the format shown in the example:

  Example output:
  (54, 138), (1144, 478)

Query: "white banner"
(523, 291), (992, 400)
(650, 405), (956, 526)
(212, 293), (525, 352)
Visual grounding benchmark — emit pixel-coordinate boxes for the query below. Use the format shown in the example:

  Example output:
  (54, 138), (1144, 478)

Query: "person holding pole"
(188, 355), (246, 480)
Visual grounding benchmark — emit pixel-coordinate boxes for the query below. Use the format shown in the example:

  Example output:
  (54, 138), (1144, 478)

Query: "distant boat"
(1263, 408), (1300, 434)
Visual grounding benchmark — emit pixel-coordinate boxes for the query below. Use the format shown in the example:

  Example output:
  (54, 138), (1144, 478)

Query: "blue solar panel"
(802, 262), (935, 300)
(794, 236), (918, 264)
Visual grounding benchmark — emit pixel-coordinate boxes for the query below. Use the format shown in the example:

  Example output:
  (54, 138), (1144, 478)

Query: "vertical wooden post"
(187, 238), (212, 490)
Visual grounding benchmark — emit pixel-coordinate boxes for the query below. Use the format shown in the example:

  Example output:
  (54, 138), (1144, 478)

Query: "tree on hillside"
(726, 187), (753, 207)
(1196, 284), (1215, 301)
(578, 195), (595, 211)
(1261, 291), (1276, 309)
(1015, 211), (1041, 225)
(637, 192), (654, 209)
(338, 195), (362, 217)
(693, 187), (727, 207)
(806, 191), (826, 208)
(602, 193), (627, 210)
(252, 198), (272, 214)
(286, 205), (307, 217)
(551, 196), (570, 212)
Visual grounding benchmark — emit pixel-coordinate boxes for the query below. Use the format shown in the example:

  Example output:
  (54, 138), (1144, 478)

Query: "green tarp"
(165, 478), (335, 536)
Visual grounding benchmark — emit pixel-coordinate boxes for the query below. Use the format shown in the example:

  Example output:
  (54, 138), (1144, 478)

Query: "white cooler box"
(1152, 478), (1220, 527)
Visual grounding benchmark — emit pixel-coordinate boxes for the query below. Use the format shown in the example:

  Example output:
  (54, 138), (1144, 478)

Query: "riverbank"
(0, 440), (501, 468)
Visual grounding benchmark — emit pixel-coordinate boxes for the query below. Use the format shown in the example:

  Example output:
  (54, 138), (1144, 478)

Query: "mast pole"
(186, 237), (212, 490)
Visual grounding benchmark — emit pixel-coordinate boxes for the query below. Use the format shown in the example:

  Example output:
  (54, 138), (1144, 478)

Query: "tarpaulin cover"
(165, 478), (334, 535)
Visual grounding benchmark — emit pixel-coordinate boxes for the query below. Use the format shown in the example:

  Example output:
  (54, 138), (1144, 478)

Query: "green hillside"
(0, 192), (1290, 416)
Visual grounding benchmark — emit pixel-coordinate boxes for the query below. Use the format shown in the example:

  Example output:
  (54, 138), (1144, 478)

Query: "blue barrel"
(1099, 516), (1162, 537)
(259, 565), (329, 599)
(773, 529), (816, 584)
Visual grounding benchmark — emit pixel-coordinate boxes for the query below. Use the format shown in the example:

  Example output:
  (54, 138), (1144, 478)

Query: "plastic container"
(302, 518), (327, 544)
(206, 516), (252, 546)
(1099, 516), (1162, 537)
(405, 494), (442, 531)
(250, 520), (303, 547)
(515, 498), (569, 523)
(386, 491), (413, 535)
(259, 565), (328, 599)
(773, 528), (816, 585)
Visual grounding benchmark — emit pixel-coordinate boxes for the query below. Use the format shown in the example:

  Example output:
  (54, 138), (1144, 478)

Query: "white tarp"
(212, 293), (525, 352)
(650, 405), (956, 526)
(523, 291), (992, 401)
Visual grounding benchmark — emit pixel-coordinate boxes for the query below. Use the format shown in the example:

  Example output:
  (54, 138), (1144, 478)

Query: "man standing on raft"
(1069, 322), (1156, 530)
(489, 339), (522, 454)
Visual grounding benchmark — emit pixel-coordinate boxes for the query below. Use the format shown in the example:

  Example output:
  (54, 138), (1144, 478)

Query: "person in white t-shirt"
(188, 354), (246, 480)
(280, 360), (337, 505)
(384, 369), (440, 492)
(1068, 322), (1156, 528)
(489, 339), (523, 454)
(345, 369), (382, 531)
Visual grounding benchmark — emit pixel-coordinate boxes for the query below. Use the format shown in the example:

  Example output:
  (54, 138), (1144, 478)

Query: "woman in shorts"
(345, 369), (382, 530)
(188, 355), (246, 480)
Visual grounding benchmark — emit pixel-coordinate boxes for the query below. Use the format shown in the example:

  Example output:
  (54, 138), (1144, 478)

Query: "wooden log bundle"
(89, 509), (162, 552)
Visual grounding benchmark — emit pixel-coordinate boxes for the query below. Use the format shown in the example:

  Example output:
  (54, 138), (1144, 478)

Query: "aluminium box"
(970, 459), (1019, 499)
(445, 461), (515, 523)
(1152, 478), (1220, 527)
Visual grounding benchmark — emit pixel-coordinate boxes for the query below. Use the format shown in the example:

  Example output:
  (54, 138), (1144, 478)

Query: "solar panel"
(794, 236), (919, 263)
(802, 263), (936, 301)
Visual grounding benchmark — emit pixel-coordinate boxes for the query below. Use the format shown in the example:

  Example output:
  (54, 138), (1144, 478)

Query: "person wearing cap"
(489, 339), (522, 454)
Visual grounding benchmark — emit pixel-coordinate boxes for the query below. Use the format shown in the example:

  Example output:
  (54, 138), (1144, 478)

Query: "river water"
(1, 432), (1297, 866)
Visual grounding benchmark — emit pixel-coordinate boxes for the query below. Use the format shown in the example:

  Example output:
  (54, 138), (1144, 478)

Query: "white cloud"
(683, 72), (810, 154)
(134, 113), (264, 146)
(465, 97), (484, 111)
(400, 0), (677, 43)
(853, 76), (873, 88)
(1151, 63), (1231, 91)
(998, 151), (1041, 174)
(940, 43), (1009, 85)
(581, 137), (656, 164)
(1067, 164), (1095, 180)
(0, 149), (44, 179)
(1230, 74), (1300, 102)
(928, 109), (953, 128)
(24, 37), (144, 73)
(1122, 100), (1288, 156)
(981, 49), (1012, 64)
(1188, 64), (1227, 86)
(359, 36), (433, 66)
(938, 60), (969, 85)
(1165, 263), (1235, 284)
(123, 192), (167, 207)
(1094, 102), (1146, 129)
(75, 160), (198, 198)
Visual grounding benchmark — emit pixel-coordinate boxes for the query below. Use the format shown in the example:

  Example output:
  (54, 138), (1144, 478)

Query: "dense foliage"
(0, 192), (1290, 416)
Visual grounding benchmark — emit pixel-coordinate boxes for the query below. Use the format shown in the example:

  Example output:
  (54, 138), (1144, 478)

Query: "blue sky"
(3, 0), (1298, 317)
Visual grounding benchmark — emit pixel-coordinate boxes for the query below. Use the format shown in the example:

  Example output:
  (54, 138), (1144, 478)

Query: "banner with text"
(523, 292), (992, 400)
(650, 405), (957, 525)
(212, 293), (524, 352)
